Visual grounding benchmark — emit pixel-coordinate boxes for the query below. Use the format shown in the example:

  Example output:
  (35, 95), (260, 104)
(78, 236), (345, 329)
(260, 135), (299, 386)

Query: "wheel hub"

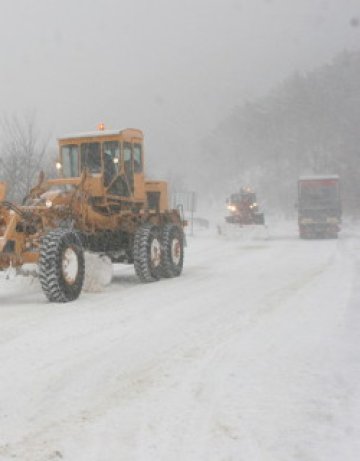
(62, 247), (79, 285)
(150, 238), (161, 267)
(171, 238), (181, 265)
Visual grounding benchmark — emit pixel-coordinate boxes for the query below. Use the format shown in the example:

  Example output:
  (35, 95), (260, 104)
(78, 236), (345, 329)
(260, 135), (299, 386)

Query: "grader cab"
(0, 126), (185, 302)
(56, 127), (168, 212)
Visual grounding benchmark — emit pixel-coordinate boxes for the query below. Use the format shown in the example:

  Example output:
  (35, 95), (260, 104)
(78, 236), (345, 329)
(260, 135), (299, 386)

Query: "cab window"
(61, 145), (79, 177)
(81, 142), (101, 173)
(103, 141), (120, 164)
(133, 143), (143, 173)
(123, 142), (134, 192)
(124, 142), (132, 172)
(103, 141), (120, 187)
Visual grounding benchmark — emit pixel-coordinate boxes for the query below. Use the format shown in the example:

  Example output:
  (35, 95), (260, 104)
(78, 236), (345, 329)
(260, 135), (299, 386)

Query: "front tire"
(39, 229), (85, 302)
(134, 223), (162, 282)
(161, 224), (184, 277)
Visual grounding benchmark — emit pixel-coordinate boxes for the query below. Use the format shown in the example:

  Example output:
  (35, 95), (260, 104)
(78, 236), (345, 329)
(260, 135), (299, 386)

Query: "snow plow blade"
(217, 223), (269, 240)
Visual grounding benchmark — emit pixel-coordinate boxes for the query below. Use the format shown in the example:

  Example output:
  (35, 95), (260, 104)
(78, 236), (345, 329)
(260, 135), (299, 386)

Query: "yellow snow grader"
(0, 126), (185, 302)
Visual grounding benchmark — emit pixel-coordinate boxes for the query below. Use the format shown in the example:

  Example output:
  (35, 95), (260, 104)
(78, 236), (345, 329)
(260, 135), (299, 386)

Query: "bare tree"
(0, 114), (50, 202)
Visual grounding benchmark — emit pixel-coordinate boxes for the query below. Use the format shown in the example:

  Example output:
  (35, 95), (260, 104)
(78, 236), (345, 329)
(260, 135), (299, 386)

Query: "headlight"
(227, 205), (236, 212)
(45, 199), (53, 208)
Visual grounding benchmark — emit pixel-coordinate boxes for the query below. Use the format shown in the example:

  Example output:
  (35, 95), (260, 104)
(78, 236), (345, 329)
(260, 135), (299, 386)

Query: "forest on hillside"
(200, 50), (360, 216)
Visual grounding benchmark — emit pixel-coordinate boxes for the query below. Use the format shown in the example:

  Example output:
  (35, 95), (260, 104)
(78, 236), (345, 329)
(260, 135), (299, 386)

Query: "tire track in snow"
(0, 231), (351, 460)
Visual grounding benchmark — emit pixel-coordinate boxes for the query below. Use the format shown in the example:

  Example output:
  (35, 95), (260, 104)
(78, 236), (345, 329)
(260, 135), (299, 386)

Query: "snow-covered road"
(0, 222), (360, 461)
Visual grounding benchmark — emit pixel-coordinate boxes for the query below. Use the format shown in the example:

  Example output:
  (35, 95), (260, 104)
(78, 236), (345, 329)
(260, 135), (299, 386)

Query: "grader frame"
(0, 127), (185, 302)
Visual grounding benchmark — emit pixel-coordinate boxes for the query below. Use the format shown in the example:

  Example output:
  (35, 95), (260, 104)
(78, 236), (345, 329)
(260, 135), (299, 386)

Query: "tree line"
(200, 50), (360, 216)
(0, 115), (52, 203)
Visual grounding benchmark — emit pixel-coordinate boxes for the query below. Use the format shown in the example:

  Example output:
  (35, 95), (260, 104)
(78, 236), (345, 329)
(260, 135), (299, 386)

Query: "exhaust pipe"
(0, 182), (7, 201)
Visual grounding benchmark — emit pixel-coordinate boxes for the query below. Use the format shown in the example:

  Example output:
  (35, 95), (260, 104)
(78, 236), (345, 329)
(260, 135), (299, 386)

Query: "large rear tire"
(161, 224), (184, 277)
(39, 229), (85, 302)
(134, 223), (162, 282)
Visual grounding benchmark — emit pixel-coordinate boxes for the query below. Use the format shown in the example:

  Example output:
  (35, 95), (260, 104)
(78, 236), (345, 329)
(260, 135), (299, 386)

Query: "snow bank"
(83, 253), (113, 293)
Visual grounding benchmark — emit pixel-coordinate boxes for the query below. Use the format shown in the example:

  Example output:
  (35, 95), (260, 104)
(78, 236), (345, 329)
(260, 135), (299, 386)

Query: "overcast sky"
(0, 0), (359, 174)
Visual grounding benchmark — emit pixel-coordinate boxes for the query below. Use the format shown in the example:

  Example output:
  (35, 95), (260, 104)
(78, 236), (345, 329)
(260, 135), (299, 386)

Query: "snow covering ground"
(0, 220), (360, 461)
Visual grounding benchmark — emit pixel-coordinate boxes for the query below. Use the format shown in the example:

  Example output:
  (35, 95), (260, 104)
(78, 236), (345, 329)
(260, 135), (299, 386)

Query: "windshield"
(103, 141), (120, 187)
(61, 145), (79, 178)
(81, 142), (101, 174)
(230, 192), (256, 204)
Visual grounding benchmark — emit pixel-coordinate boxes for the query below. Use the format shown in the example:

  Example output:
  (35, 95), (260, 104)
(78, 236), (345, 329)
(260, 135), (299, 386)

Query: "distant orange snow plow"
(225, 188), (265, 225)
(218, 188), (268, 239)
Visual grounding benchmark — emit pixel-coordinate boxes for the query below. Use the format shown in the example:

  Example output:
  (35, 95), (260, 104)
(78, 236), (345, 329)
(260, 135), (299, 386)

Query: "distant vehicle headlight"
(227, 205), (236, 212)
(45, 199), (53, 208)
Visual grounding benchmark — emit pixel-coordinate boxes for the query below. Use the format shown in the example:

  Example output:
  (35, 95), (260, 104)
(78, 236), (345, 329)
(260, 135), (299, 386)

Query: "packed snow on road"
(0, 219), (360, 461)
